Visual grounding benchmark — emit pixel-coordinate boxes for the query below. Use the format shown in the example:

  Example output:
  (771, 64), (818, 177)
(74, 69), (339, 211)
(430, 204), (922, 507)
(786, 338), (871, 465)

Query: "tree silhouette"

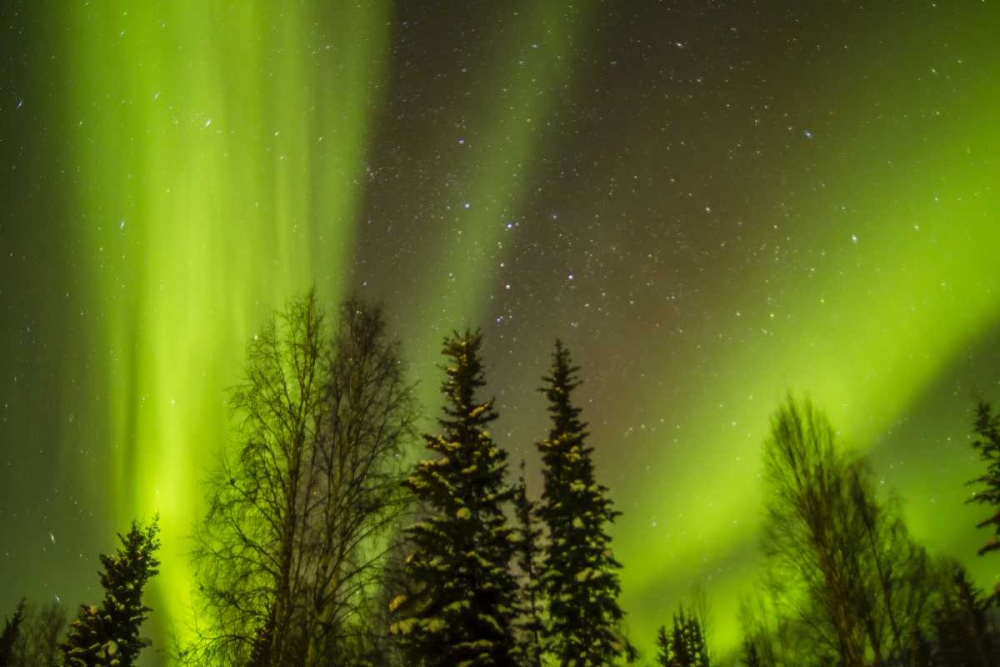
(967, 401), (1000, 577)
(932, 562), (993, 667)
(300, 297), (417, 666)
(0, 599), (25, 667)
(736, 594), (781, 667)
(190, 292), (327, 667)
(61, 517), (160, 667)
(189, 292), (417, 667)
(760, 396), (940, 667)
(760, 396), (867, 667)
(656, 605), (709, 667)
(392, 329), (518, 667)
(536, 340), (630, 665)
(741, 638), (761, 667)
(11, 600), (67, 667)
(655, 625), (671, 667)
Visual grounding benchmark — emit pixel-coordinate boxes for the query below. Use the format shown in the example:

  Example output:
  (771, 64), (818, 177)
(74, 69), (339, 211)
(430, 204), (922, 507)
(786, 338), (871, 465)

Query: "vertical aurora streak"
(403, 2), (593, 382)
(66, 2), (389, 646)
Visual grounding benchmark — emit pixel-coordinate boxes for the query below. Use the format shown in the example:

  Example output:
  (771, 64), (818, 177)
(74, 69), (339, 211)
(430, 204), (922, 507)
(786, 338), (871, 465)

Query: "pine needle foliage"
(537, 340), (629, 666)
(393, 330), (519, 667)
(62, 518), (160, 667)
(967, 401), (1000, 567)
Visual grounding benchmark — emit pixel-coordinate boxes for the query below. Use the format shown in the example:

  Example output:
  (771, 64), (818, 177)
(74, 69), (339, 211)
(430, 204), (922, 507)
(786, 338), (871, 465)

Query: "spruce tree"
(669, 609), (694, 667)
(656, 606), (710, 667)
(932, 564), (993, 667)
(655, 625), (671, 667)
(967, 401), (1000, 574)
(62, 517), (160, 667)
(0, 599), (25, 667)
(512, 461), (544, 667)
(536, 340), (629, 666)
(393, 330), (518, 667)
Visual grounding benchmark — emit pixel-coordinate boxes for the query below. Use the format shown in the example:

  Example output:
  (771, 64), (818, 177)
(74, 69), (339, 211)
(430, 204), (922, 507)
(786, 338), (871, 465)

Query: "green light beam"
(67, 2), (390, 652)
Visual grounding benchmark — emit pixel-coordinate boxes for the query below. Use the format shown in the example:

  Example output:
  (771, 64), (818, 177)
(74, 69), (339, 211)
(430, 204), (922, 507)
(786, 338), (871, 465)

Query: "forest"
(2, 292), (999, 667)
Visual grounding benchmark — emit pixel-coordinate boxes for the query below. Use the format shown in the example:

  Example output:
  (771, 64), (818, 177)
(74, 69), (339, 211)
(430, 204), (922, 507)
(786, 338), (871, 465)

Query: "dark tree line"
(6, 292), (1000, 667)
(182, 296), (630, 666)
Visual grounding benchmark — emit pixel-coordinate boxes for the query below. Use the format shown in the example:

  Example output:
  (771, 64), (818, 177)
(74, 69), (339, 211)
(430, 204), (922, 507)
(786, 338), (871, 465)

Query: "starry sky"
(2, 1), (1000, 662)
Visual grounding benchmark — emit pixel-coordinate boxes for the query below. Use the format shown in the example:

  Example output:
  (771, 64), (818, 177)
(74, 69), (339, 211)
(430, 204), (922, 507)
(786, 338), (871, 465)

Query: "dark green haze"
(2, 1), (999, 662)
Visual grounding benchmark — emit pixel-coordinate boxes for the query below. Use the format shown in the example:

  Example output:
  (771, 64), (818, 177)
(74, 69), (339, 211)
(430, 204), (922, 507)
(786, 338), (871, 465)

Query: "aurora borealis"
(2, 1), (1000, 663)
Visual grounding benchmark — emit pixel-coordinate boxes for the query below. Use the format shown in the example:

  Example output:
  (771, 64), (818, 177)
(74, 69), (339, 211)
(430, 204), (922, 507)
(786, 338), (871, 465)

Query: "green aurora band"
(42, 1), (1000, 661)
(614, 13), (1000, 652)
(403, 2), (595, 418)
(67, 1), (391, 647)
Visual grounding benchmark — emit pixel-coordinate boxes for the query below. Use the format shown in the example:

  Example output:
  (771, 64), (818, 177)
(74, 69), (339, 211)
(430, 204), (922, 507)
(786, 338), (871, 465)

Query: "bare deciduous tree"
(761, 396), (867, 667)
(13, 600), (67, 667)
(760, 396), (936, 667)
(300, 298), (416, 667)
(186, 292), (416, 667)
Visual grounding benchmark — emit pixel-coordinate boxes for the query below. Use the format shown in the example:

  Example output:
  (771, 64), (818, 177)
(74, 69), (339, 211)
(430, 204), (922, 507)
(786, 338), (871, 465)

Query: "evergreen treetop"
(655, 605), (710, 667)
(393, 329), (518, 667)
(537, 340), (629, 666)
(62, 517), (161, 667)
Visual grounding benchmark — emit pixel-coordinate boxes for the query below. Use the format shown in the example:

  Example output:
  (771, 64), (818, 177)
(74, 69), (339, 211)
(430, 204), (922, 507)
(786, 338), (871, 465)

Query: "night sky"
(2, 1), (1000, 662)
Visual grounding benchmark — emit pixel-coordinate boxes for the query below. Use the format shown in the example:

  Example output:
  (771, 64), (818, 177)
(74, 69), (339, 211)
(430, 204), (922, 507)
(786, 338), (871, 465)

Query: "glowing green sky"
(64, 0), (390, 648)
(2, 1), (999, 663)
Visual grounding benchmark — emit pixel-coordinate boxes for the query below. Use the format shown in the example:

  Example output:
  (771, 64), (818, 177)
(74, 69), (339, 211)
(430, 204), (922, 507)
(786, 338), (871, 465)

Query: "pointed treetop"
(395, 328), (518, 667)
(535, 339), (628, 665)
(437, 329), (498, 430)
(540, 339), (586, 441)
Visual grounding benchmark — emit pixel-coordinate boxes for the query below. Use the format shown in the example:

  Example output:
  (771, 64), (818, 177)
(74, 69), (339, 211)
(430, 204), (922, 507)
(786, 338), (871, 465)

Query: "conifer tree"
(655, 606), (711, 667)
(967, 401), (1000, 574)
(0, 599), (25, 667)
(393, 330), (518, 667)
(62, 518), (160, 667)
(512, 461), (544, 667)
(655, 625), (671, 667)
(932, 564), (993, 667)
(665, 606), (710, 667)
(536, 340), (629, 666)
